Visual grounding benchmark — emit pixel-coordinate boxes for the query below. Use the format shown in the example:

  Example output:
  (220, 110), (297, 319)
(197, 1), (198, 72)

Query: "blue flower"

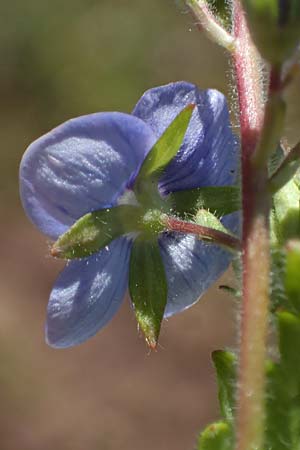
(19, 81), (238, 348)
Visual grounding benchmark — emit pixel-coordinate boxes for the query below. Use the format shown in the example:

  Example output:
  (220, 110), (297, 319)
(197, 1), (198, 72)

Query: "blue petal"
(159, 232), (233, 317)
(20, 113), (156, 239)
(46, 237), (131, 348)
(133, 81), (239, 194)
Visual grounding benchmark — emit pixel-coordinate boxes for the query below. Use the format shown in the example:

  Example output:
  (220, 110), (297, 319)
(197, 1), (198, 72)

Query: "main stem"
(233, 3), (271, 450)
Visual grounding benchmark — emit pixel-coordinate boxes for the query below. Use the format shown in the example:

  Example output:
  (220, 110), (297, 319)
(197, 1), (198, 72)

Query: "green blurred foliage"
(0, 0), (230, 207)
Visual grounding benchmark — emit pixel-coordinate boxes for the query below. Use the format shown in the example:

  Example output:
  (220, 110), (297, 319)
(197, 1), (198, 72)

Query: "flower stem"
(163, 216), (241, 251)
(233, 2), (271, 450)
(185, 0), (236, 52)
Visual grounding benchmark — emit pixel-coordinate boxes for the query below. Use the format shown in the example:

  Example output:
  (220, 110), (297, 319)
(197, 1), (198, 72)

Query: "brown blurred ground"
(1, 1), (300, 449)
(0, 216), (236, 450)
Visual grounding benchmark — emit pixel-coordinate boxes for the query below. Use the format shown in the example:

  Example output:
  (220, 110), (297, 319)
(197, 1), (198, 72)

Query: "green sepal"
(195, 209), (232, 234)
(52, 205), (142, 259)
(212, 350), (237, 422)
(194, 209), (240, 251)
(197, 421), (233, 450)
(129, 235), (167, 348)
(171, 185), (240, 218)
(134, 104), (194, 205)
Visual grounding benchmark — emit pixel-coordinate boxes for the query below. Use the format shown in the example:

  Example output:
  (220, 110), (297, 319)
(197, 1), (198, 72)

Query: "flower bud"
(243, 0), (300, 63)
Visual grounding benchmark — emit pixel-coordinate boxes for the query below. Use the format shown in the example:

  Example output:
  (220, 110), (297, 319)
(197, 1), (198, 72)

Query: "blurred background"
(0, 1), (299, 449)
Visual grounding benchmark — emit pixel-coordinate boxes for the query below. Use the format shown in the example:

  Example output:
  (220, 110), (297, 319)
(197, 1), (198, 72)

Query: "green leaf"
(129, 235), (167, 348)
(206, 0), (232, 28)
(218, 285), (240, 297)
(52, 205), (142, 259)
(268, 142), (284, 175)
(285, 243), (300, 314)
(134, 104), (195, 201)
(212, 350), (237, 422)
(269, 142), (300, 193)
(171, 185), (240, 218)
(278, 311), (300, 395)
(265, 361), (294, 450)
(265, 311), (300, 450)
(290, 402), (300, 450)
(243, 0), (300, 63)
(272, 178), (300, 244)
(197, 421), (233, 450)
(270, 247), (290, 313)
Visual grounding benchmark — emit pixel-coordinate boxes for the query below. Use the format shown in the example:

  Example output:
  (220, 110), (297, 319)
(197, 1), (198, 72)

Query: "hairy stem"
(233, 2), (271, 450)
(186, 0), (236, 51)
(163, 216), (241, 251)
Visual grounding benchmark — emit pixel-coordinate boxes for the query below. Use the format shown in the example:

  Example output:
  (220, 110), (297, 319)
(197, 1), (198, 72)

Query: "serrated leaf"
(197, 421), (233, 450)
(171, 185), (240, 218)
(134, 104), (194, 201)
(129, 235), (167, 348)
(52, 205), (142, 259)
(212, 350), (237, 422)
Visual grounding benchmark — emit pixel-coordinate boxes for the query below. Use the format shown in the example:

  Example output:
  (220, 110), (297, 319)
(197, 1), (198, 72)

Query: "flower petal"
(46, 237), (131, 348)
(20, 113), (156, 239)
(133, 81), (238, 194)
(159, 228), (234, 317)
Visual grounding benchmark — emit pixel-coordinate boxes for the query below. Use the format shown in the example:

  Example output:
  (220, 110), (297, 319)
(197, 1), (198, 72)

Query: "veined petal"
(132, 81), (238, 194)
(20, 113), (156, 239)
(159, 231), (233, 317)
(46, 237), (131, 348)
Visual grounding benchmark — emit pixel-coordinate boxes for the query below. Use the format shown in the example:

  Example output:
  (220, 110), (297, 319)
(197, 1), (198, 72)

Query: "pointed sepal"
(134, 104), (195, 204)
(194, 209), (240, 251)
(52, 205), (142, 259)
(129, 235), (167, 348)
(171, 185), (240, 218)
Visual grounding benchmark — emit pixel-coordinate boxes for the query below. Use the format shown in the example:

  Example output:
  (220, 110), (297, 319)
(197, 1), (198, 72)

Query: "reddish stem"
(164, 216), (241, 251)
(233, 2), (271, 450)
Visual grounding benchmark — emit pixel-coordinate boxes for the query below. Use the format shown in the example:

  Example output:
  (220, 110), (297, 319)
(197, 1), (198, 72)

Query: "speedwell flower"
(20, 81), (238, 348)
